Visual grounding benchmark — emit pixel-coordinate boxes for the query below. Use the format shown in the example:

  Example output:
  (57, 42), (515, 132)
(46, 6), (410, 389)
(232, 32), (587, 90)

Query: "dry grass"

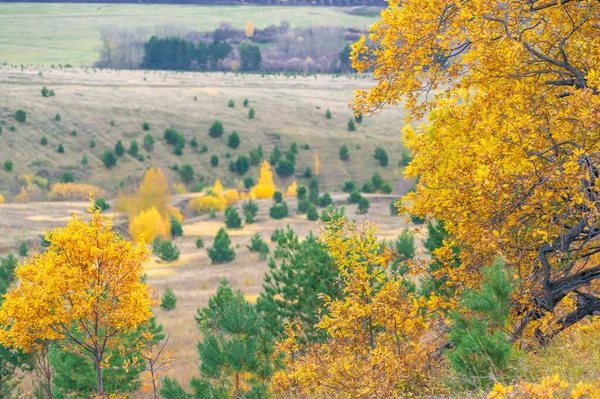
(0, 65), (411, 201)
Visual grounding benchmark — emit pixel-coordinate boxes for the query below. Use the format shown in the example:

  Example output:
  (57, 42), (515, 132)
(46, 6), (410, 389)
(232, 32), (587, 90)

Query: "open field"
(0, 65), (411, 199)
(0, 193), (424, 392)
(0, 4), (379, 66)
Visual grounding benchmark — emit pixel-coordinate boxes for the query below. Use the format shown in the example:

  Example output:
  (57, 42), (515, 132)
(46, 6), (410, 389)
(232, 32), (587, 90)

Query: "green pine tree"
(191, 280), (277, 398)
(18, 242), (27, 257)
(247, 233), (269, 260)
(447, 260), (515, 388)
(170, 216), (183, 238)
(207, 228), (235, 264)
(420, 221), (461, 298)
(49, 316), (164, 398)
(256, 228), (340, 342)
(161, 288), (177, 311)
(242, 201), (259, 224)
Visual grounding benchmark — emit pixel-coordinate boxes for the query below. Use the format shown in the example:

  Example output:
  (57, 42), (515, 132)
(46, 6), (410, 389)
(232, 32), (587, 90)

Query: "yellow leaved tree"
(249, 160), (277, 199)
(245, 21), (255, 38)
(313, 153), (320, 176)
(0, 193), (4, 204)
(123, 168), (182, 243)
(352, 0), (600, 342)
(274, 218), (440, 397)
(0, 201), (158, 397)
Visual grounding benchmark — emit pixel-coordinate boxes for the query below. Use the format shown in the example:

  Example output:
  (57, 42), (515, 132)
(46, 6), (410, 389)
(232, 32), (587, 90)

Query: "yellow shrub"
(34, 176), (49, 189)
(224, 189), (240, 207)
(48, 183), (106, 201)
(286, 181), (298, 197)
(0, 193), (4, 204)
(173, 183), (188, 195)
(487, 375), (600, 399)
(129, 207), (169, 244)
(188, 195), (226, 214)
(18, 174), (34, 185)
(250, 184), (275, 200)
(15, 187), (30, 203)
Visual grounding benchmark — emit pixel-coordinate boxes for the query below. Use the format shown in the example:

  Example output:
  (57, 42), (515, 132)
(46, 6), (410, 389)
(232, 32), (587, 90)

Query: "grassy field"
(0, 65), (410, 201)
(0, 4), (379, 66)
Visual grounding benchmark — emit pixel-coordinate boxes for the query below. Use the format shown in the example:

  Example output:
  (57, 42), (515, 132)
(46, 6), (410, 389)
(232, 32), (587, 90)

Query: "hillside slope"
(0, 66), (411, 200)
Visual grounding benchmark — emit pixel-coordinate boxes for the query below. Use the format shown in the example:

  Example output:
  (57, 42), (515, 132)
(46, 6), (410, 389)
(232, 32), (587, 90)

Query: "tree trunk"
(94, 357), (104, 397)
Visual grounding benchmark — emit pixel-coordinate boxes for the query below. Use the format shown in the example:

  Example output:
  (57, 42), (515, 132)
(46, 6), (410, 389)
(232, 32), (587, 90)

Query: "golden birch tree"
(0, 202), (158, 396)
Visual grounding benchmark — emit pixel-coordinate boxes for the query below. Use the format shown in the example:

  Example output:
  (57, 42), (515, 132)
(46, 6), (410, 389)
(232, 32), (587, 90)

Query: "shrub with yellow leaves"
(129, 207), (170, 244)
(285, 180), (298, 197)
(187, 179), (240, 215)
(274, 218), (441, 398)
(48, 183), (106, 201)
(0, 193), (4, 204)
(487, 375), (600, 399)
(249, 160), (276, 200)
(224, 188), (240, 207)
(15, 187), (30, 203)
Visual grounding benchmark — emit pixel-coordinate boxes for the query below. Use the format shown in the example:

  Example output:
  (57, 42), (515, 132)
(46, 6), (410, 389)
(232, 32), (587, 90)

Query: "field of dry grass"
(0, 192), (425, 393)
(0, 65), (410, 198)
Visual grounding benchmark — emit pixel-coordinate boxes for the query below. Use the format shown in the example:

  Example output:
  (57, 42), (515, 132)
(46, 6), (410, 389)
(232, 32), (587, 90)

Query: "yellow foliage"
(15, 187), (30, 203)
(189, 195), (226, 214)
(351, 0), (600, 340)
(129, 207), (169, 244)
(285, 181), (298, 197)
(0, 202), (157, 376)
(275, 218), (440, 397)
(487, 376), (600, 399)
(128, 168), (172, 217)
(245, 21), (255, 38)
(48, 183), (106, 201)
(173, 183), (188, 195)
(249, 160), (276, 199)
(313, 153), (320, 176)
(0, 193), (4, 204)
(17, 174), (34, 185)
(122, 168), (181, 241)
(224, 189), (240, 207)
(187, 180), (239, 215)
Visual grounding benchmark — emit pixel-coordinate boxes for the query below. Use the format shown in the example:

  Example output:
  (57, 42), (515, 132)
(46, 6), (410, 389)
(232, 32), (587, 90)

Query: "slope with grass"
(0, 65), (411, 201)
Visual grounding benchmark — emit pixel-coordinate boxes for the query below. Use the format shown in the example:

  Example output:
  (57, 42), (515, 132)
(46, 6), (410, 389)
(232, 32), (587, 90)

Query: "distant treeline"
(97, 22), (359, 73)
(2, 0), (385, 5)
